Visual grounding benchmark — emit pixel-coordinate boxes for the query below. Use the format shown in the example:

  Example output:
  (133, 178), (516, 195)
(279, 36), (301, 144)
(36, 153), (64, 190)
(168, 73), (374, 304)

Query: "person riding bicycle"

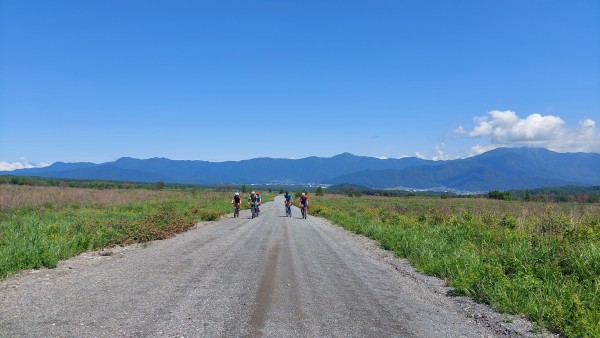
(284, 191), (293, 216)
(300, 192), (309, 215)
(232, 192), (241, 217)
(256, 192), (262, 213)
(249, 191), (259, 216)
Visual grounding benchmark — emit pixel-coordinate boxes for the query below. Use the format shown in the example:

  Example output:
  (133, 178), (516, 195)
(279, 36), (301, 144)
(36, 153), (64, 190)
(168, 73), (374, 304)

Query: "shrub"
(316, 186), (324, 196)
(488, 190), (511, 200)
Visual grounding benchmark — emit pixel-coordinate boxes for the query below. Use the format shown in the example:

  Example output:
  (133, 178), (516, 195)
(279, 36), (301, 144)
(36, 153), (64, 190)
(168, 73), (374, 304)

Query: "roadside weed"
(312, 195), (600, 337)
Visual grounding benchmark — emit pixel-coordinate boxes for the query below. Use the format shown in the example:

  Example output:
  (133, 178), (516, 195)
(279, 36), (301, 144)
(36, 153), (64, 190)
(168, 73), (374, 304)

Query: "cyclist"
(232, 192), (241, 217)
(249, 191), (259, 217)
(299, 192), (309, 218)
(256, 192), (262, 214)
(284, 191), (293, 216)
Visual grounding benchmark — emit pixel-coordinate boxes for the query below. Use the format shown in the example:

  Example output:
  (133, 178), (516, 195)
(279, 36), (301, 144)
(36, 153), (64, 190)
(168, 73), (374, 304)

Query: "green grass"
(311, 195), (600, 337)
(0, 187), (262, 279)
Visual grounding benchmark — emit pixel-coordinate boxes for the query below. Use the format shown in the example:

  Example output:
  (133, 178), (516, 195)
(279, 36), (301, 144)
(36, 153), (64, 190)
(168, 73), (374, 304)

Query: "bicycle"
(285, 202), (292, 217)
(233, 203), (240, 218)
(300, 204), (307, 219)
(251, 202), (260, 219)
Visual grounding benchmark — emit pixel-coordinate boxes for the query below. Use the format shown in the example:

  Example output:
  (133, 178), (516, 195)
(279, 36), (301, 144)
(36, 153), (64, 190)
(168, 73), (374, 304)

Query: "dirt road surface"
(0, 196), (546, 337)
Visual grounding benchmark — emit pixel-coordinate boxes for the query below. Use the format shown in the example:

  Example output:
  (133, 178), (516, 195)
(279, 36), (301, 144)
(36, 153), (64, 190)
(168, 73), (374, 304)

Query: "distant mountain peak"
(115, 156), (137, 161)
(332, 152), (360, 158)
(483, 147), (555, 156)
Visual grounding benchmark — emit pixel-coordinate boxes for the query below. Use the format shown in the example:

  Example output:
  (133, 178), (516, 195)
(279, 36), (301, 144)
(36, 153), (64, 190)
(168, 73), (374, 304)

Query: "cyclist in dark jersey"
(232, 192), (241, 217)
(284, 191), (293, 217)
(249, 191), (259, 217)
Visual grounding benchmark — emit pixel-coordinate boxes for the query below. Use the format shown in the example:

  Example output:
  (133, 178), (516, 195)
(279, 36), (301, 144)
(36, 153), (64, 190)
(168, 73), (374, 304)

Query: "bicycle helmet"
(235, 192), (239, 196)
(302, 193), (305, 196)
(251, 191), (255, 194)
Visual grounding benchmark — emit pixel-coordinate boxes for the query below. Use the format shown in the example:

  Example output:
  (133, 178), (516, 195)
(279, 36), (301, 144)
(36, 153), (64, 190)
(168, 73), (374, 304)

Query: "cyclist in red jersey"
(299, 193), (309, 218)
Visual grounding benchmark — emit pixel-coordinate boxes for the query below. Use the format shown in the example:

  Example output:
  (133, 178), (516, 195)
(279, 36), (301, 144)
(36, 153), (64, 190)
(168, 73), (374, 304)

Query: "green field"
(311, 194), (599, 337)
(0, 185), (274, 280)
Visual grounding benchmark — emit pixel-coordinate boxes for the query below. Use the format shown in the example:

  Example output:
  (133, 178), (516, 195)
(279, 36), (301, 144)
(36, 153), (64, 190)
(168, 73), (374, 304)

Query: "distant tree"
(154, 181), (165, 190)
(343, 188), (362, 197)
(315, 186), (324, 196)
(279, 189), (284, 194)
(487, 190), (511, 201)
(242, 184), (247, 193)
(520, 190), (531, 202)
(588, 195), (600, 204)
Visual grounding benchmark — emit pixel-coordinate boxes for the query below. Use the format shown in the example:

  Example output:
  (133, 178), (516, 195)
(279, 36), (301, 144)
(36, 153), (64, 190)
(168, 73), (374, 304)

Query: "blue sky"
(1, 0), (599, 169)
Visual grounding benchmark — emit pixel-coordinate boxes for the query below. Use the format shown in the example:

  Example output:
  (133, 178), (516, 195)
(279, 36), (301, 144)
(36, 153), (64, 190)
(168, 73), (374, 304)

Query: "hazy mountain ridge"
(329, 148), (600, 191)
(8, 148), (600, 191)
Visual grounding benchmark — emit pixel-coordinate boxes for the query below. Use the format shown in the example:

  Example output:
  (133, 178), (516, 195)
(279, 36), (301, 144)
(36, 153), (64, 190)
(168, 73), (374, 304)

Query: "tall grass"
(0, 186), (246, 279)
(311, 195), (600, 337)
(0, 185), (184, 209)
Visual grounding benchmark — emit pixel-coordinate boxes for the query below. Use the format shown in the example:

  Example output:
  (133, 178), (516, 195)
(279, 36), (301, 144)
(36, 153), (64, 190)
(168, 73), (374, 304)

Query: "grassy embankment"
(0, 185), (273, 279)
(311, 194), (599, 337)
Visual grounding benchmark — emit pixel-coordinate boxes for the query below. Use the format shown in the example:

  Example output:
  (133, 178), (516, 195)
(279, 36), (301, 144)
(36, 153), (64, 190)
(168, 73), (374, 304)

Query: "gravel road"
(0, 196), (549, 337)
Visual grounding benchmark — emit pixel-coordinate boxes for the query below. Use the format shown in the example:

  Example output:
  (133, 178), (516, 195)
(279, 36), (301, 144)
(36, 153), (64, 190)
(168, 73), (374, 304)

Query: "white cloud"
(0, 159), (51, 171)
(454, 125), (467, 135)
(415, 152), (427, 159)
(376, 156), (388, 160)
(469, 144), (498, 156)
(581, 119), (595, 127)
(461, 110), (600, 153)
(0, 161), (34, 171)
(432, 143), (453, 161)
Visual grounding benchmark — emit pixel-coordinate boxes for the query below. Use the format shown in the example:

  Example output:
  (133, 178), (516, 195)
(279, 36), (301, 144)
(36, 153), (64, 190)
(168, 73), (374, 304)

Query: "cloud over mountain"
(0, 159), (51, 171)
(459, 110), (600, 153)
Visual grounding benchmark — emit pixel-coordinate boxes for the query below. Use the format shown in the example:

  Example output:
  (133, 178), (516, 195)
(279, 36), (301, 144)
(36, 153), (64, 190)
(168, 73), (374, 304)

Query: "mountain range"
(6, 148), (600, 192)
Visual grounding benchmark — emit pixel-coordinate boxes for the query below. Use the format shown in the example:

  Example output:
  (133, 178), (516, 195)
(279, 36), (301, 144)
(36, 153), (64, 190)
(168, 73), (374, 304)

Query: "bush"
(488, 190), (511, 201)
(199, 210), (221, 221)
(316, 186), (324, 196)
